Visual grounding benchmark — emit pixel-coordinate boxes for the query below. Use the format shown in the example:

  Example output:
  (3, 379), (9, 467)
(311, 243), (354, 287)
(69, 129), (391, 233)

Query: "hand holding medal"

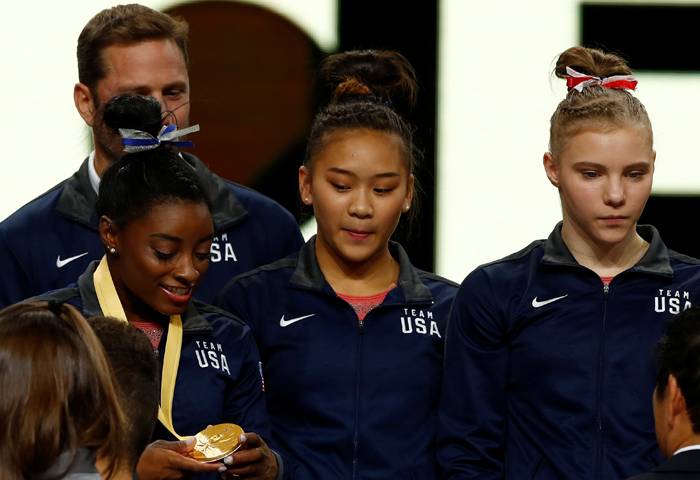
(220, 432), (280, 479)
(188, 425), (279, 479)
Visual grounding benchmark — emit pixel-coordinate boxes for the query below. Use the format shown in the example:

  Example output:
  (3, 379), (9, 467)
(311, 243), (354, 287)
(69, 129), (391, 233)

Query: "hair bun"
(103, 94), (163, 137)
(555, 46), (632, 81)
(320, 49), (417, 113)
(335, 77), (373, 97)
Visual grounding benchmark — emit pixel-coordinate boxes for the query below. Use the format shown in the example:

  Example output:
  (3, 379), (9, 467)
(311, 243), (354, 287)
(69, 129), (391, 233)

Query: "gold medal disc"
(190, 423), (244, 463)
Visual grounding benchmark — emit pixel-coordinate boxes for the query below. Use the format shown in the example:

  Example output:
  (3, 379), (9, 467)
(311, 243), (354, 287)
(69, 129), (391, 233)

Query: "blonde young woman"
(438, 46), (700, 479)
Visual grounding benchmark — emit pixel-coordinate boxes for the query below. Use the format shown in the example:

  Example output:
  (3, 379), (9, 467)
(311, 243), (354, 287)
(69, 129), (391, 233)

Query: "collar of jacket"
(289, 236), (433, 303)
(76, 260), (213, 333)
(541, 221), (674, 277)
(56, 153), (248, 232)
(655, 449), (700, 472)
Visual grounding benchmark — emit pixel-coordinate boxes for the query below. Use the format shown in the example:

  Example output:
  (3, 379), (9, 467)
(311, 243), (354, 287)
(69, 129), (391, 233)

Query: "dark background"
(169, 1), (700, 269)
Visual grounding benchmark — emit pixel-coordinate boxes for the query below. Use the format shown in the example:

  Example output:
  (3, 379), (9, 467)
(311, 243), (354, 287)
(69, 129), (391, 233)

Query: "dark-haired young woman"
(36, 95), (279, 480)
(437, 46), (700, 479)
(215, 50), (457, 479)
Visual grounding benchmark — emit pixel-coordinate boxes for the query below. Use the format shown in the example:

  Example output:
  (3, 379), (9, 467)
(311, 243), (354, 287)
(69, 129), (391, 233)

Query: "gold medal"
(190, 423), (244, 463)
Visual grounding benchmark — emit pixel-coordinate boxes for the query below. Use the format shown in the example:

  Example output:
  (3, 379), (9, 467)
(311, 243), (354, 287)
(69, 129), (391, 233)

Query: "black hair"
(305, 49), (421, 232)
(306, 50), (418, 169)
(95, 94), (211, 227)
(655, 307), (700, 432)
(87, 316), (158, 467)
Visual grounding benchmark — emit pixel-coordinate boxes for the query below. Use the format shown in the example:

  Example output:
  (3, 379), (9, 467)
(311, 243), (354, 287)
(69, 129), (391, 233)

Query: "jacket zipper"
(347, 301), (428, 478)
(352, 316), (365, 479)
(596, 282), (610, 478)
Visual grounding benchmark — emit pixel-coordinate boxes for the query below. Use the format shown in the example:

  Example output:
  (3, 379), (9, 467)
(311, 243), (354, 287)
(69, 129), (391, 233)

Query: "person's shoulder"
(183, 152), (297, 225)
(460, 239), (545, 285)
(666, 250), (700, 289)
(668, 249), (700, 267)
(479, 239), (545, 270)
(192, 299), (255, 341)
(644, 224), (700, 271)
(193, 299), (247, 326)
(416, 269), (459, 290)
(0, 179), (68, 232)
(223, 255), (298, 293)
(224, 180), (297, 222)
(450, 240), (547, 308)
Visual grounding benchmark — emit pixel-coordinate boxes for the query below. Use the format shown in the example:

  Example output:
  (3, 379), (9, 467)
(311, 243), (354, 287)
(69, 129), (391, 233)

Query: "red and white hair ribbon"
(565, 66), (638, 92)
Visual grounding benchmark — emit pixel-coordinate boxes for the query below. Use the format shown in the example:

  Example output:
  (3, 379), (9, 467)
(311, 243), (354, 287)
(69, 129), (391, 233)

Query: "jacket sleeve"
(437, 268), (509, 479)
(223, 325), (270, 439)
(214, 277), (261, 339)
(0, 226), (34, 308)
(222, 321), (298, 480)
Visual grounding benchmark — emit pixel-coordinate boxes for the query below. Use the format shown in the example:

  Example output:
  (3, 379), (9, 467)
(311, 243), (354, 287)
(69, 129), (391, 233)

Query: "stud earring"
(109, 247), (117, 255)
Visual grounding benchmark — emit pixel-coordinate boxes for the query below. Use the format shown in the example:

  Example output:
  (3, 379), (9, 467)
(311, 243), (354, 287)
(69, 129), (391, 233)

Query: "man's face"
(83, 38), (190, 165)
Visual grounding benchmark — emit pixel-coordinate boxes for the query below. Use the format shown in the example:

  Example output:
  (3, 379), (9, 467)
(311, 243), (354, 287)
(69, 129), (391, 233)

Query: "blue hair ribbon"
(119, 124), (201, 153)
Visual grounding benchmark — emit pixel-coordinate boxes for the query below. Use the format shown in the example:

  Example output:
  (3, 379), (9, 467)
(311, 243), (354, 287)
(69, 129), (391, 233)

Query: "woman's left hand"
(221, 432), (279, 480)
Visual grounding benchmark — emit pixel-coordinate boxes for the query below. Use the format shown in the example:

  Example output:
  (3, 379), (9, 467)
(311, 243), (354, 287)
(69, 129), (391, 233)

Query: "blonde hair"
(549, 46), (652, 156)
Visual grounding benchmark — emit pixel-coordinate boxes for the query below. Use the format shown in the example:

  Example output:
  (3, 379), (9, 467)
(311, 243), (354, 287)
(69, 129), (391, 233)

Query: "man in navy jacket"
(628, 307), (700, 480)
(0, 4), (302, 307)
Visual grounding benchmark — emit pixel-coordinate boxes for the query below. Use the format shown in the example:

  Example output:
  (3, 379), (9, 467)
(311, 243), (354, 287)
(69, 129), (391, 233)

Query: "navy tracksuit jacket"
(0, 153), (303, 307)
(215, 238), (458, 479)
(438, 224), (700, 479)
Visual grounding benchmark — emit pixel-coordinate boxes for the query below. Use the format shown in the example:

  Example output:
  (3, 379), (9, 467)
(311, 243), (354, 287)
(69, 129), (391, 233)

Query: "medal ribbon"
(93, 256), (185, 440)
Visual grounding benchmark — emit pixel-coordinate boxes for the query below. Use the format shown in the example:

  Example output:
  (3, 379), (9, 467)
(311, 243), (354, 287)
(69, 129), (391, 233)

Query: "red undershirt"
(600, 276), (614, 286)
(337, 285), (395, 322)
(130, 320), (164, 351)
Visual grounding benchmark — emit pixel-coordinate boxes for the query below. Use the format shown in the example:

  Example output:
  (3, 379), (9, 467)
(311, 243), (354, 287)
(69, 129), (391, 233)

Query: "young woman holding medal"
(215, 50), (458, 479)
(36, 95), (280, 480)
(437, 46), (700, 479)
(0, 301), (130, 479)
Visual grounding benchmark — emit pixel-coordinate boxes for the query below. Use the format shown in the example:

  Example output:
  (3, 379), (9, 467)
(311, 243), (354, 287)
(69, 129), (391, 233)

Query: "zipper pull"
(358, 318), (365, 333)
(603, 284), (609, 295)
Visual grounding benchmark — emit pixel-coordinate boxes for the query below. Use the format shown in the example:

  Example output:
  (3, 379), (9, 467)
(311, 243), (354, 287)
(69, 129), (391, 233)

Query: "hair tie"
(339, 93), (394, 110)
(47, 299), (63, 316)
(119, 123), (201, 153)
(565, 66), (638, 92)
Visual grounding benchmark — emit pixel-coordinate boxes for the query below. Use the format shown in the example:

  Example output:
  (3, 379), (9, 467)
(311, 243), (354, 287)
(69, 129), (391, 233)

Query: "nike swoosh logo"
(280, 314), (316, 327)
(532, 294), (568, 308)
(56, 252), (89, 268)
